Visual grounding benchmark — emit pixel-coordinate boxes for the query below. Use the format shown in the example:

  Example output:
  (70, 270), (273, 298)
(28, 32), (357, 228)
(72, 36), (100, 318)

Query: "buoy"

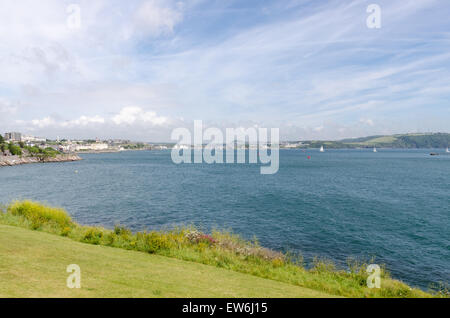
(307, 156), (311, 160)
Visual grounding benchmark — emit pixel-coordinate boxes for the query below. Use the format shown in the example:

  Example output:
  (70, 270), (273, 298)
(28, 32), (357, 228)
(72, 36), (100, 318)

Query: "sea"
(0, 149), (448, 290)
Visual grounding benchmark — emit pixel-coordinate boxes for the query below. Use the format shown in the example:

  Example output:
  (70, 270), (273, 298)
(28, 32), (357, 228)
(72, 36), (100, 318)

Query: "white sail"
(373, 147), (377, 152)
(320, 145), (324, 152)
(446, 147), (449, 153)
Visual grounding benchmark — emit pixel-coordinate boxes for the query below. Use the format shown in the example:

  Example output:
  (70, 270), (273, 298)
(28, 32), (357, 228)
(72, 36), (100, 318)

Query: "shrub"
(8, 143), (22, 156)
(311, 257), (336, 273)
(61, 226), (71, 237)
(185, 230), (216, 245)
(272, 258), (285, 268)
(114, 224), (132, 238)
(82, 227), (104, 244)
(144, 231), (173, 253)
(429, 282), (450, 297)
(7, 201), (72, 228)
(105, 232), (117, 246)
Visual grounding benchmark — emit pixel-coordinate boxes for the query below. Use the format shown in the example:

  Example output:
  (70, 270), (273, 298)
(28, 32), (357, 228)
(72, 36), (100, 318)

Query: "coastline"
(0, 154), (82, 167)
(0, 200), (437, 298)
(75, 148), (150, 154)
(75, 150), (120, 154)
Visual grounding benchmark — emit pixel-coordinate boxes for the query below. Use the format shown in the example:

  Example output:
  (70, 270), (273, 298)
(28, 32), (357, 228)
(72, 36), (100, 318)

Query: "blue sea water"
(0, 149), (449, 290)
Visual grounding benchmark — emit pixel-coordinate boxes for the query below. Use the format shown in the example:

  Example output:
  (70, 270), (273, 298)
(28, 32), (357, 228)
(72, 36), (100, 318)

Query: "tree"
(8, 142), (22, 156)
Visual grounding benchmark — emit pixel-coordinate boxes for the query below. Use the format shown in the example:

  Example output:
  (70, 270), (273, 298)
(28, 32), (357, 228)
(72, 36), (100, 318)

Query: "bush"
(114, 224), (132, 238)
(82, 227), (104, 244)
(8, 143), (22, 156)
(24, 145), (60, 158)
(61, 226), (71, 237)
(185, 230), (216, 245)
(7, 201), (72, 228)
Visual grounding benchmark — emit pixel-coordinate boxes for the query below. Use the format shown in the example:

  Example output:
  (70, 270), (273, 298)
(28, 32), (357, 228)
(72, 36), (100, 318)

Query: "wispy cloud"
(0, 0), (449, 140)
(112, 106), (168, 126)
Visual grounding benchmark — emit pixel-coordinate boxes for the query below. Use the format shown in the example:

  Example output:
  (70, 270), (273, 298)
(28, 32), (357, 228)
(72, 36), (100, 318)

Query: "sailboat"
(320, 145), (324, 152)
(446, 147), (449, 153)
(373, 147), (377, 153)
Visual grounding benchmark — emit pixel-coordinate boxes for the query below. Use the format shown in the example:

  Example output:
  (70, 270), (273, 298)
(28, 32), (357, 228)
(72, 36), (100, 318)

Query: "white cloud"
(360, 118), (375, 126)
(0, 99), (18, 115)
(133, 0), (184, 37)
(313, 125), (324, 132)
(112, 106), (168, 125)
(61, 115), (105, 128)
(25, 107), (168, 130)
(31, 117), (56, 128)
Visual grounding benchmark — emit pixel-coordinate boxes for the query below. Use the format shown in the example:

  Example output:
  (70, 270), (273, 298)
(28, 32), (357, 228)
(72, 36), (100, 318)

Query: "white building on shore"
(61, 142), (109, 152)
(22, 135), (46, 143)
(4, 132), (22, 142)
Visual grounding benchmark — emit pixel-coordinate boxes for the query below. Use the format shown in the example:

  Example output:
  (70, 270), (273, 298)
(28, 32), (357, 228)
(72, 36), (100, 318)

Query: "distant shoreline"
(0, 154), (82, 167)
(280, 147), (450, 150)
(75, 148), (150, 154)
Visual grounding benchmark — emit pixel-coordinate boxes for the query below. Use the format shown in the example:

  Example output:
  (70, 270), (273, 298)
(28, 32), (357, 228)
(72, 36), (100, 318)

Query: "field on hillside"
(301, 133), (450, 148)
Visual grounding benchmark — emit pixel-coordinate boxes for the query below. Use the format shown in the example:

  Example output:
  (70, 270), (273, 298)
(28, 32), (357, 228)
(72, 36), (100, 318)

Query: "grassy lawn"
(0, 224), (334, 298)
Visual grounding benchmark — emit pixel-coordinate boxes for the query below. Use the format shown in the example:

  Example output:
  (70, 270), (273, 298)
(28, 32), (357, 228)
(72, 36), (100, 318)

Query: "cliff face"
(0, 154), (82, 167)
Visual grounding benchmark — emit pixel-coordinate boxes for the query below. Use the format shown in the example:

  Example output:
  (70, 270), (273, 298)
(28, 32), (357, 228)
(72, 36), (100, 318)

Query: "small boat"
(446, 147), (449, 153)
(373, 147), (377, 153)
(319, 145), (324, 152)
(430, 152), (439, 156)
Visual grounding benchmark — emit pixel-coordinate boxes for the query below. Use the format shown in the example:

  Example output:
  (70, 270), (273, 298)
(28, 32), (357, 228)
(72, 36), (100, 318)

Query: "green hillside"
(300, 133), (450, 149)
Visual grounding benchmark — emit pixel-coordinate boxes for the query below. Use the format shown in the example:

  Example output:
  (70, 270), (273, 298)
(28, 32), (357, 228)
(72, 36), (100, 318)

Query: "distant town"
(1, 131), (304, 152)
(1, 131), (171, 154)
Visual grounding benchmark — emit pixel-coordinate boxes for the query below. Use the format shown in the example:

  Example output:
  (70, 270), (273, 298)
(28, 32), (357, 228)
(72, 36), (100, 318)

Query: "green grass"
(362, 136), (398, 144)
(0, 224), (332, 298)
(346, 136), (398, 146)
(0, 201), (443, 298)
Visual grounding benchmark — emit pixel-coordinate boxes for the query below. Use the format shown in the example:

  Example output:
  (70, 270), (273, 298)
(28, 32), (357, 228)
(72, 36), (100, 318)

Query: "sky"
(0, 0), (449, 141)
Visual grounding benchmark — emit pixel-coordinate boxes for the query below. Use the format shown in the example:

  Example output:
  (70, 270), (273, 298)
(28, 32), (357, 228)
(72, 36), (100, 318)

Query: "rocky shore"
(0, 154), (82, 167)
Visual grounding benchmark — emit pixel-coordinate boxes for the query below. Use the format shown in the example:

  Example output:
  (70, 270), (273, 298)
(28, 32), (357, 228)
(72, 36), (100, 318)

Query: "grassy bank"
(0, 224), (332, 297)
(0, 201), (442, 298)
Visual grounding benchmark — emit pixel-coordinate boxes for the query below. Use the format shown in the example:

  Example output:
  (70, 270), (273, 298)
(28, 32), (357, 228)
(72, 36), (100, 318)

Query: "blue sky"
(0, 0), (449, 141)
